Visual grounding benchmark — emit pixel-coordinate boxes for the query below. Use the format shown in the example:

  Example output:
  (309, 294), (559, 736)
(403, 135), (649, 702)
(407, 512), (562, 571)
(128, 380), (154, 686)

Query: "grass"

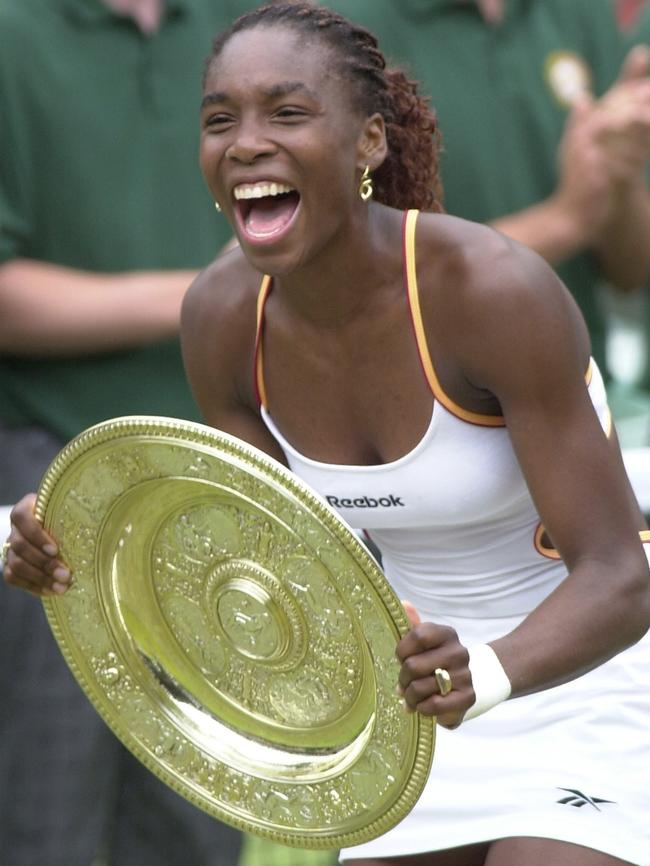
(238, 835), (339, 866)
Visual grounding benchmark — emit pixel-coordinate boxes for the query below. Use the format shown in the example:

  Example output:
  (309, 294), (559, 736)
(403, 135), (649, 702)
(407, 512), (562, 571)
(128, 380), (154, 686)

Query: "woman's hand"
(2, 493), (72, 597)
(397, 601), (474, 729)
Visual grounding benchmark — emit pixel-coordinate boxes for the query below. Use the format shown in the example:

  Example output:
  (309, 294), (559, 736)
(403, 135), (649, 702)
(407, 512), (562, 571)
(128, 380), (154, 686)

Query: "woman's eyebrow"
(201, 81), (320, 110)
(201, 91), (228, 109)
(263, 81), (320, 101)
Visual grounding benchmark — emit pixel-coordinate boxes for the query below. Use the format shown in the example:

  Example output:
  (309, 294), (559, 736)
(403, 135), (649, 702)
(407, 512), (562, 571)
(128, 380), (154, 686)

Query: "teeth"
(234, 182), (295, 200)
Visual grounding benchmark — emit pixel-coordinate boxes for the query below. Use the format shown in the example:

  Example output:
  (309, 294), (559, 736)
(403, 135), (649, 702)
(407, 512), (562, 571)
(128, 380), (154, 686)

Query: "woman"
(4, 4), (650, 865)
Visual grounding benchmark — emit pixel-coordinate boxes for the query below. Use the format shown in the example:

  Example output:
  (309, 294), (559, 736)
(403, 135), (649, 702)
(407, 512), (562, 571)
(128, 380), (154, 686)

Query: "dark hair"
(206, 2), (443, 212)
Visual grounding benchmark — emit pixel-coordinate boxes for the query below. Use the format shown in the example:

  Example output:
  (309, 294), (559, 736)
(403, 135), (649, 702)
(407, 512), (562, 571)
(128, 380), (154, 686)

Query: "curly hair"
(206, 2), (443, 212)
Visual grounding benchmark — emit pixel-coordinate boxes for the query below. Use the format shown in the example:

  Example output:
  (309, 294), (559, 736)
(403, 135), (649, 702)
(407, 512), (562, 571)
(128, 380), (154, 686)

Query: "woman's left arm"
(397, 227), (650, 726)
(465, 237), (650, 698)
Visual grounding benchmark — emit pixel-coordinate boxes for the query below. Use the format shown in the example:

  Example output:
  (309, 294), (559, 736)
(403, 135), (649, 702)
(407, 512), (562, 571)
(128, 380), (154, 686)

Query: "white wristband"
(464, 643), (512, 721)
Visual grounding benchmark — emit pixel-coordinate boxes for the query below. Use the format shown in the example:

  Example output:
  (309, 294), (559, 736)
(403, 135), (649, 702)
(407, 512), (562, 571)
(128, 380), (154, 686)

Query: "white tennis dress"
(254, 211), (650, 864)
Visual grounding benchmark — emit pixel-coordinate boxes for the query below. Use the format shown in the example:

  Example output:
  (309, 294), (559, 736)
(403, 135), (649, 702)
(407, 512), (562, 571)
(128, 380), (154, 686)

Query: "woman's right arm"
(180, 249), (287, 462)
(3, 250), (283, 598)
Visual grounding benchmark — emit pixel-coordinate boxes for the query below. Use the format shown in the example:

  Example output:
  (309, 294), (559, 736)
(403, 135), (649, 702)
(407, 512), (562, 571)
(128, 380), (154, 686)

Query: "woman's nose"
(226, 121), (277, 164)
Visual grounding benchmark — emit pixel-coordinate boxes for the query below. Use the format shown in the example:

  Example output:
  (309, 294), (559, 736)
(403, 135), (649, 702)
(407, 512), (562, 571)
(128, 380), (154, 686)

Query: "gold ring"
(1, 540), (10, 570)
(434, 667), (453, 696)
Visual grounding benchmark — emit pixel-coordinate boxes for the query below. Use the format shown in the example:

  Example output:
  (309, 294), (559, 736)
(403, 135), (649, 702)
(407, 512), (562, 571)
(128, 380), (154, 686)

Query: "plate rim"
(37, 415), (435, 849)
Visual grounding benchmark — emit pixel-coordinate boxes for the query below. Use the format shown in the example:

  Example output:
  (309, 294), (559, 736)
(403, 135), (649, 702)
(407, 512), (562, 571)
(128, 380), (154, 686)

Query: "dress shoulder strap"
(253, 274), (272, 408)
(403, 209), (506, 428)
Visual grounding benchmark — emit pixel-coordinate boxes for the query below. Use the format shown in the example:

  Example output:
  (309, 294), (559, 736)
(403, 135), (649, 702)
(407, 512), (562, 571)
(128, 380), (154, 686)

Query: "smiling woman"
(4, 4), (650, 866)
(199, 4), (441, 274)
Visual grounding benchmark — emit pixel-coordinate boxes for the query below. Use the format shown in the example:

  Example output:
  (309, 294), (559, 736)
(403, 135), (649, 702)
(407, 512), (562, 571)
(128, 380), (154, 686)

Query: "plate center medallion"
(208, 561), (306, 669)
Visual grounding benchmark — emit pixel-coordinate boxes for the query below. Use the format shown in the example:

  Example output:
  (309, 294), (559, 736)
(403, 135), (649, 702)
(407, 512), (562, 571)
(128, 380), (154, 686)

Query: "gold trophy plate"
(37, 416), (434, 849)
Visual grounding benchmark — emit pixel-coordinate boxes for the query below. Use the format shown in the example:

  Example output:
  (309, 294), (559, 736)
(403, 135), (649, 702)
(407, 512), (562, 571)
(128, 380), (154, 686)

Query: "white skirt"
(340, 608), (650, 865)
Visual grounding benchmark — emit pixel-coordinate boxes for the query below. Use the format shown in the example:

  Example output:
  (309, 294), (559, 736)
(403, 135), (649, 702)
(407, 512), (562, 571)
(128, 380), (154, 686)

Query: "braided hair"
(206, 2), (443, 212)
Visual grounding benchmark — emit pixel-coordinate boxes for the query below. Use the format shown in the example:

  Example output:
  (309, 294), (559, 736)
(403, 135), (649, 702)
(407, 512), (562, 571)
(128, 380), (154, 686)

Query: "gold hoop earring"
(358, 165), (373, 201)
(214, 201), (222, 213)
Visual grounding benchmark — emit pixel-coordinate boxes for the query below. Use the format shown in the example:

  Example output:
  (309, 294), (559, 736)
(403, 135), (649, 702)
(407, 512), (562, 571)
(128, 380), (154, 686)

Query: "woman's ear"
(357, 112), (388, 171)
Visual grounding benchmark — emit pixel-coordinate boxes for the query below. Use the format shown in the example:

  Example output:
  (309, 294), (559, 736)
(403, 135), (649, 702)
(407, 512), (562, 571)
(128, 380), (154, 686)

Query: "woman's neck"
(274, 204), (404, 328)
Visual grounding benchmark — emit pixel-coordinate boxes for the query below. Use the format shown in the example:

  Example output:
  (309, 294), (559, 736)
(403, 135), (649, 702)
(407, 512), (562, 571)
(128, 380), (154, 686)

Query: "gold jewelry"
(214, 201), (222, 213)
(1, 541), (10, 570)
(434, 667), (453, 696)
(358, 165), (373, 201)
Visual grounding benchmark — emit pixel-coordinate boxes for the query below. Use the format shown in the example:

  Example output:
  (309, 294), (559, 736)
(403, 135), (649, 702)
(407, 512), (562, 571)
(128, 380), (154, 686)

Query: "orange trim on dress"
(404, 210), (595, 427)
(536, 526), (650, 561)
(404, 209), (505, 428)
(534, 523), (562, 560)
(254, 274), (272, 409)
(254, 211), (595, 426)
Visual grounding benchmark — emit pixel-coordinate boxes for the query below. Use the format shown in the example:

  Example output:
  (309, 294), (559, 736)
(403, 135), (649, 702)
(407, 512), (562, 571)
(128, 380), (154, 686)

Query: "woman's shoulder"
(181, 245), (269, 415)
(181, 245), (264, 381)
(416, 211), (531, 275)
(415, 210), (578, 314)
(412, 211), (590, 373)
(186, 243), (261, 309)
(182, 243), (265, 342)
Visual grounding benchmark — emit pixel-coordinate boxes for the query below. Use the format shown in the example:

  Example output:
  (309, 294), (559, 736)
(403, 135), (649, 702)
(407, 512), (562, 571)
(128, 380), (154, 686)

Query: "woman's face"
(200, 25), (377, 274)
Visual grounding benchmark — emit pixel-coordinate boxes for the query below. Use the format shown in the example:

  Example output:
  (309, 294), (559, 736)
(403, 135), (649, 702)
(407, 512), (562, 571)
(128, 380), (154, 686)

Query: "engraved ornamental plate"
(37, 416), (435, 849)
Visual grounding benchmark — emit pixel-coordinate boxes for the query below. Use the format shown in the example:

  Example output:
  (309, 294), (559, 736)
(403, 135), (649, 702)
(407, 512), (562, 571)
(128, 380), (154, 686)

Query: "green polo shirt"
(325, 0), (625, 374)
(0, 0), (240, 439)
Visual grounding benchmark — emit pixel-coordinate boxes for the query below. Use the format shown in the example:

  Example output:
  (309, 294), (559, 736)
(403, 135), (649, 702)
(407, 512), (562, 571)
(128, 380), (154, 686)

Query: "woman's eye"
(204, 114), (233, 130)
(274, 107), (308, 121)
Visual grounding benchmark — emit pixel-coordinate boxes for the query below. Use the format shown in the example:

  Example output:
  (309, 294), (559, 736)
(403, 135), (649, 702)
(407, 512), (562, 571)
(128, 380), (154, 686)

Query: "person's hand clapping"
(553, 91), (619, 245)
(592, 45), (650, 187)
(2, 493), (72, 597)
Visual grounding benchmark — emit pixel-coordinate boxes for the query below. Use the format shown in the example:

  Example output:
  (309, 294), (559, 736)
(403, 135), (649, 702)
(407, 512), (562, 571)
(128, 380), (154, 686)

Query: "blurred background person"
(0, 1), (248, 864)
(0, 0), (338, 863)
(8, 0), (650, 864)
(617, 0), (649, 31)
(318, 0), (650, 429)
(610, 1), (650, 449)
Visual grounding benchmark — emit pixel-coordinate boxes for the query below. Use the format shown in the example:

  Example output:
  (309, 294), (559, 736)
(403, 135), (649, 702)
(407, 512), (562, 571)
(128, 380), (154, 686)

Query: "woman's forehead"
(208, 25), (335, 87)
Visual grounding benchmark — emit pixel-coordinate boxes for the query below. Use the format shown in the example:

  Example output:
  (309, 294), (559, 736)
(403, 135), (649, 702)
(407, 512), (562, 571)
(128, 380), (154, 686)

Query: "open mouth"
(233, 182), (301, 245)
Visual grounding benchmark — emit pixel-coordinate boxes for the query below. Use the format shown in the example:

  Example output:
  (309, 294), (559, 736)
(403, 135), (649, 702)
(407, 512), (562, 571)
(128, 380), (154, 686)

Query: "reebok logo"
(556, 788), (616, 811)
(326, 494), (405, 509)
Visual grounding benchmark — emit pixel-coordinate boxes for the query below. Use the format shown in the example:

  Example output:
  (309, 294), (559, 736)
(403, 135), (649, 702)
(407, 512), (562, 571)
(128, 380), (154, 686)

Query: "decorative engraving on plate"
(38, 418), (433, 848)
(150, 502), (363, 727)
